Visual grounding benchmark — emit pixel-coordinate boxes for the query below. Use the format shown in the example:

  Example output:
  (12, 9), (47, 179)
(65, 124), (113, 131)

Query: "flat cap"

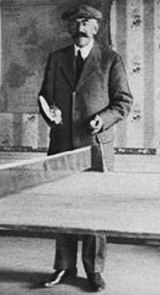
(62, 4), (102, 21)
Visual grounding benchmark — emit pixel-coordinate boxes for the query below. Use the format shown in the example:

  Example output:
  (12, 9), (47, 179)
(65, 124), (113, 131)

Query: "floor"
(0, 237), (160, 295)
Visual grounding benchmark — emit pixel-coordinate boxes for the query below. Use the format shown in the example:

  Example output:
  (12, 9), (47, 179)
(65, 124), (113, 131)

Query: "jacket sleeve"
(38, 53), (56, 126)
(99, 53), (133, 131)
(38, 52), (57, 106)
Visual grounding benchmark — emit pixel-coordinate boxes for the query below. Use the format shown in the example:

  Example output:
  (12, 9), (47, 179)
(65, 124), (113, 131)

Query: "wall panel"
(126, 0), (144, 147)
(153, 0), (160, 149)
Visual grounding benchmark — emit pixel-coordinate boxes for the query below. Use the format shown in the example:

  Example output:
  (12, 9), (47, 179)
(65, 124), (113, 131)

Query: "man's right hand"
(50, 105), (62, 125)
(38, 96), (62, 125)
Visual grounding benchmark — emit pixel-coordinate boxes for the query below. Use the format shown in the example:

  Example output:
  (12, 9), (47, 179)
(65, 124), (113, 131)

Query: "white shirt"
(74, 39), (94, 60)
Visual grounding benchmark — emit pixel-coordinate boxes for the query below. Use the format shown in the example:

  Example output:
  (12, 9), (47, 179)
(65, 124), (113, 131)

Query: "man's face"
(67, 18), (99, 47)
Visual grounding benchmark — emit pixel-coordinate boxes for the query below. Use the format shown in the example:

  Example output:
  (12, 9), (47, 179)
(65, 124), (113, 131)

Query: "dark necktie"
(76, 50), (84, 83)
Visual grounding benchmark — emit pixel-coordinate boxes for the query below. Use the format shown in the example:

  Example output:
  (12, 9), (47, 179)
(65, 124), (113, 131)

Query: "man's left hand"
(88, 115), (103, 135)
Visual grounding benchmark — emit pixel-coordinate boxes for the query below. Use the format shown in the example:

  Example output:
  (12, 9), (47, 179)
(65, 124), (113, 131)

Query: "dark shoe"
(43, 268), (77, 288)
(87, 272), (106, 292)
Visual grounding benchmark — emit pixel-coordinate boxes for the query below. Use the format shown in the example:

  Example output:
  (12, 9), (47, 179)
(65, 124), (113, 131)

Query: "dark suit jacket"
(39, 42), (133, 155)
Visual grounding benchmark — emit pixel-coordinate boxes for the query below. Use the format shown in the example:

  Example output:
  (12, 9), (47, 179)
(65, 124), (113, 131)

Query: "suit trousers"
(54, 233), (107, 274)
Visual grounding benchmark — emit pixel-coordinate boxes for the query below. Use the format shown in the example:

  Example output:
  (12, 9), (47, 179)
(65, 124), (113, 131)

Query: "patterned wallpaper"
(111, 0), (160, 149)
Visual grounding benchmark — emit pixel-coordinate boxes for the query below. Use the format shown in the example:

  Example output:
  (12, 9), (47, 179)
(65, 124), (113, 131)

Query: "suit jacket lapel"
(60, 45), (75, 90)
(60, 43), (103, 92)
(76, 43), (102, 91)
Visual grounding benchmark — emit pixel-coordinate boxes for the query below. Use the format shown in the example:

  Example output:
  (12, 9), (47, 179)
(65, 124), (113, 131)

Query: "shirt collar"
(74, 39), (94, 60)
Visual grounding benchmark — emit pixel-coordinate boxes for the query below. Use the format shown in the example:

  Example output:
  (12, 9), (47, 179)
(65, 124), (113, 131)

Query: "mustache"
(73, 32), (88, 38)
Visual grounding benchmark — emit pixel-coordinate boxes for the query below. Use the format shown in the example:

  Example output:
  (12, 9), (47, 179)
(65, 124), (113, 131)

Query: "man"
(38, 4), (133, 292)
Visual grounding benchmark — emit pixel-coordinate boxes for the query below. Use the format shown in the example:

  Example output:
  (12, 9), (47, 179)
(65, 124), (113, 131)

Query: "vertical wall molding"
(126, 0), (144, 147)
(0, 4), (1, 91)
(153, 0), (160, 148)
(143, 0), (155, 147)
(114, 0), (127, 147)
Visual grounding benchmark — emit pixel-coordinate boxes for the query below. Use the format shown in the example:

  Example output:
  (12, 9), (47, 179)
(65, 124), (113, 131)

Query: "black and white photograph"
(0, 0), (160, 294)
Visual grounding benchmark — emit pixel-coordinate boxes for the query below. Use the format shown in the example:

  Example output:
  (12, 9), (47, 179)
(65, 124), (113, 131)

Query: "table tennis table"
(0, 145), (160, 243)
